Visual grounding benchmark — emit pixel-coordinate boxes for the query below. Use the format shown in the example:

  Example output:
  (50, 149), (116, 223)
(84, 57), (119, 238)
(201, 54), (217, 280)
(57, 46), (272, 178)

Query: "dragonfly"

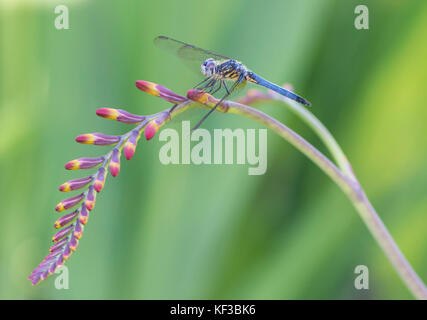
(154, 36), (311, 130)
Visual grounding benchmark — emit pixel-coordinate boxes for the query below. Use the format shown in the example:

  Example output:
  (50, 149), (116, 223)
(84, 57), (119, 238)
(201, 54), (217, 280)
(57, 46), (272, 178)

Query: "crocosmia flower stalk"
(28, 81), (218, 285)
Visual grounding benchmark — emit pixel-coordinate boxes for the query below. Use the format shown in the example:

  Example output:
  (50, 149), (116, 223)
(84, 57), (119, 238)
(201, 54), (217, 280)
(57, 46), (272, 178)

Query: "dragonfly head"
(201, 58), (217, 77)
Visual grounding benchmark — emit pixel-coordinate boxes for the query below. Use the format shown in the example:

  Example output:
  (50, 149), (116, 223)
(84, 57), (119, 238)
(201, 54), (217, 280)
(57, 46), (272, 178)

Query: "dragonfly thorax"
(201, 58), (248, 81)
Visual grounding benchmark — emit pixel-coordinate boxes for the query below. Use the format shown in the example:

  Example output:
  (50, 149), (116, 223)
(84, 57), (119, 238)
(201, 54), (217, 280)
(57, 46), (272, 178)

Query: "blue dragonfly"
(154, 36), (311, 130)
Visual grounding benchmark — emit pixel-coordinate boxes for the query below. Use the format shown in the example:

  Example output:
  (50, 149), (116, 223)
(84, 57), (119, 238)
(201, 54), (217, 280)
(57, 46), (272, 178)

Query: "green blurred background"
(1, 0), (426, 299)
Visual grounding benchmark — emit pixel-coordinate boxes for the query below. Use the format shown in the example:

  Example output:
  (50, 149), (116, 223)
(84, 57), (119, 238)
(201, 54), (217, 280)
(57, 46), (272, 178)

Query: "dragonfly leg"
(191, 76), (244, 131)
(199, 78), (216, 91)
(211, 80), (222, 95)
(168, 103), (178, 114)
(207, 80), (218, 93)
(193, 76), (211, 89)
(223, 81), (230, 95)
(168, 78), (217, 115)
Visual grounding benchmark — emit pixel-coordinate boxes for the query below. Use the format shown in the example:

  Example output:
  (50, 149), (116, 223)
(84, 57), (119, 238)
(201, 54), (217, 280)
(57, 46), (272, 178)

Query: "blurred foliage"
(0, 0), (426, 299)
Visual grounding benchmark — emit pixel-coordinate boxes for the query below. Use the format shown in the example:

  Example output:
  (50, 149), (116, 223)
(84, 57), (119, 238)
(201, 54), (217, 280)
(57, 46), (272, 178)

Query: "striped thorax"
(201, 58), (248, 81)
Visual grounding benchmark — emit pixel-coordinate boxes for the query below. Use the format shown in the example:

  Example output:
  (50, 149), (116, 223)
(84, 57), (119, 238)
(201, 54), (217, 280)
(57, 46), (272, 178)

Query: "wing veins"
(155, 36), (231, 62)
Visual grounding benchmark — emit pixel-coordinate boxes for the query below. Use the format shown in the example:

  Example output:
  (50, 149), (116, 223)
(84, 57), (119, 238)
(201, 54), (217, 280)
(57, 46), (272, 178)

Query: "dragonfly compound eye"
(201, 59), (217, 76)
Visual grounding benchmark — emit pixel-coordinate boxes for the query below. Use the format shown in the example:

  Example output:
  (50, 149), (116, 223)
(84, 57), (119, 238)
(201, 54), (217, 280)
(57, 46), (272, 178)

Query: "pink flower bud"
(96, 108), (145, 124)
(52, 224), (74, 243)
(144, 121), (159, 140)
(75, 133), (120, 145)
(54, 210), (78, 229)
(79, 205), (89, 225)
(144, 112), (170, 140)
(109, 148), (121, 177)
(94, 167), (107, 192)
(85, 186), (96, 211)
(65, 157), (104, 170)
(124, 130), (140, 160)
(55, 193), (84, 212)
(73, 221), (84, 240)
(62, 245), (72, 261)
(49, 238), (68, 253)
(59, 176), (93, 192)
(136, 80), (186, 104)
(69, 237), (79, 252)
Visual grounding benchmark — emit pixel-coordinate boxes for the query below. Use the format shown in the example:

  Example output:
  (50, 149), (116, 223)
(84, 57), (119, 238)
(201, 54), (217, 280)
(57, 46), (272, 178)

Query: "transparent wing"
(154, 36), (231, 63)
(154, 36), (246, 100)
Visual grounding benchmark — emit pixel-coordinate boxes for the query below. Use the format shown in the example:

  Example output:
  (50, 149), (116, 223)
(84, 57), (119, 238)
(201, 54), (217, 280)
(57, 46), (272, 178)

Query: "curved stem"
(230, 102), (427, 299)
(280, 98), (356, 181)
(167, 97), (427, 299)
(242, 90), (356, 180)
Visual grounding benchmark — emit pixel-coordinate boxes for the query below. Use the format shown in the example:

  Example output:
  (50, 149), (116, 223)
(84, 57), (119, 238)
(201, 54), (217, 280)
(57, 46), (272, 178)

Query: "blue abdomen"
(248, 73), (311, 106)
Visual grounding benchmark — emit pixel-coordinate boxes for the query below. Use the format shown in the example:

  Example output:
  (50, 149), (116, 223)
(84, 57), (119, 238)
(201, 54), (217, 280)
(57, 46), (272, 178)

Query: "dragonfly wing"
(222, 78), (247, 98)
(154, 36), (231, 63)
(154, 36), (248, 100)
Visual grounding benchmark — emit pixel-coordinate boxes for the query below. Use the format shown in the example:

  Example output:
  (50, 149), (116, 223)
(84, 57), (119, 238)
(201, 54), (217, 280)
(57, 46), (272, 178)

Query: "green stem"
(167, 97), (427, 299)
(270, 93), (356, 181)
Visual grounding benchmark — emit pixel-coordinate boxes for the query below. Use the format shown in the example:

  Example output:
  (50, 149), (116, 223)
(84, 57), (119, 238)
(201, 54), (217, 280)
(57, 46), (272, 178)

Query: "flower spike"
(30, 81), (203, 285)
